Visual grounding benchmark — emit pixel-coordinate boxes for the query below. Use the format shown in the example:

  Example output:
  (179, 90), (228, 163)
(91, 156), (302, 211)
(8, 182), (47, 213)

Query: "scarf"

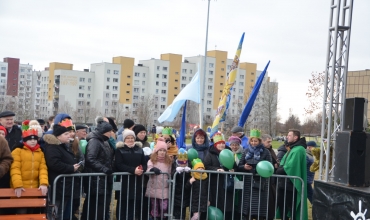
(108, 137), (116, 150)
(245, 144), (264, 161)
(24, 143), (40, 152)
(192, 171), (208, 180)
(193, 141), (209, 152)
(233, 146), (243, 165)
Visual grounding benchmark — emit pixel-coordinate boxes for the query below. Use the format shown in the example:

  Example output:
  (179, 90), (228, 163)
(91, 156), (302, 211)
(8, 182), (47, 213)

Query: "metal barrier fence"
(49, 171), (304, 220)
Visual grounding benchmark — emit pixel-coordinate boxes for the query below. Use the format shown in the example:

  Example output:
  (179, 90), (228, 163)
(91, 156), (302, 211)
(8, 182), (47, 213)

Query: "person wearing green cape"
(276, 129), (308, 220)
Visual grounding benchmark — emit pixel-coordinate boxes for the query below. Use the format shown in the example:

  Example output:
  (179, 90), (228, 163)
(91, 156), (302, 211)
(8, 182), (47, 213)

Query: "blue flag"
(238, 61), (271, 127)
(158, 67), (200, 123)
(177, 101), (187, 149)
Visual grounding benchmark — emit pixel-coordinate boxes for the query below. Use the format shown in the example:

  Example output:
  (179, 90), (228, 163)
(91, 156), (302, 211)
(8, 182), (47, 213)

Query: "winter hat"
(36, 119), (46, 125)
(123, 119), (135, 129)
(96, 121), (113, 134)
(307, 141), (317, 147)
(54, 113), (71, 124)
(0, 125), (7, 136)
(156, 126), (164, 134)
(0, 111), (15, 118)
(22, 129), (39, 142)
(75, 124), (87, 131)
(231, 126), (244, 133)
(95, 116), (106, 125)
(122, 129), (136, 141)
(107, 117), (118, 132)
(191, 158), (207, 180)
(154, 137), (167, 153)
(193, 161), (205, 170)
(29, 120), (44, 138)
(228, 136), (242, 145)
(133, 124), (146, 135)
(213, 132), (225, 146)
(53, 124), (69, 137)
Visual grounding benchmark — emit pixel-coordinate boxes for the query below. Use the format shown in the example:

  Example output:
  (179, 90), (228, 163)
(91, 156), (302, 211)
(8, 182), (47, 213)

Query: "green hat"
(191, 158), (203, 168)
(250, 129), (261, 139)
(162, 127), (172, 135)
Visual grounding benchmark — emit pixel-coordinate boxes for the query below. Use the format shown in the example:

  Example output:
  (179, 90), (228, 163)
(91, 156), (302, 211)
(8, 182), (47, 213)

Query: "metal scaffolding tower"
(319, 0), (354, 181)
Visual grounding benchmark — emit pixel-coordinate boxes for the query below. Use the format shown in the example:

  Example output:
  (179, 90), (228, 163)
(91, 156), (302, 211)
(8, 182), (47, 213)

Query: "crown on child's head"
(22, 129), (38, 139)
(250, 129), (261, 139)
(191, 158), (203, 168)
(59, 119), (75, 131)
(213, 132), (225, 144)
(177, 148), (188, 165)
(162, 127), (173, 135)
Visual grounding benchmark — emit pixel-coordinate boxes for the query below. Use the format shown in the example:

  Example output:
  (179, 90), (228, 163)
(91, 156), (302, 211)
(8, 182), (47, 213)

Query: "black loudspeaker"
(334, 131), (370, 186)
(343, 97), (368, 131)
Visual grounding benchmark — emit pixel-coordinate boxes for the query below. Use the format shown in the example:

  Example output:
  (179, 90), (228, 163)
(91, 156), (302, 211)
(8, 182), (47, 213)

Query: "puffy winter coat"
(43, 134), (82, 199)
(146, 160), (171, 199)
(0, 136), (13, 188)
(10, 145), (48, 188)
(171, 157), (191, 208)
(185, 177), (209, 213)
(114, 142), (147, 200)
(84, 131), (114, 195)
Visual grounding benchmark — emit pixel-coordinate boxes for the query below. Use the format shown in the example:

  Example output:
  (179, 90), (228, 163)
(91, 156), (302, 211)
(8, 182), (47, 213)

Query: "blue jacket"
(241, 135), (249, 149)
(306, 149), (314, 184)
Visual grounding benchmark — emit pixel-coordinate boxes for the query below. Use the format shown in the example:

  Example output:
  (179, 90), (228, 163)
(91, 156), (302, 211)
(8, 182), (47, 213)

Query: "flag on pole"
(210, 33), (245, 137)
(238, 61), (271, 127)
(158, 66), (200, 123)
(177, 100), (187, 149)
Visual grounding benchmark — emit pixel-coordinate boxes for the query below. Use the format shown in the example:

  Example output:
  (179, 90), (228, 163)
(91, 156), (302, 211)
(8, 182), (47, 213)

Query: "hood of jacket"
(191, 129), (210, 150)
(43, 134), (62, 145)
(290, 137), (307, 149)
(54, 113), (71, 124)
(86, 131), (108, 142)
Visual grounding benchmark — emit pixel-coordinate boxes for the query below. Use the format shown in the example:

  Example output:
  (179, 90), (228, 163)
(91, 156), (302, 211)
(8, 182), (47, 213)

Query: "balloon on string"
(79, 140), (87, 154)
(188, 148), (199, 162)
(256, 160), (274, 178)
(219, 149), (234, 170)
(208, 206), (224, 220)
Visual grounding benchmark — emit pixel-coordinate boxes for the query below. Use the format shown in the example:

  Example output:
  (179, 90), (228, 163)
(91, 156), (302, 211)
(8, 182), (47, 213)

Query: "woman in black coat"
(114, 129), (147, 220)
(203, 133), (236, 219)
(237, 134), (273, 219)
(44, 125), (82, 220)
(81, 121), (115, 220)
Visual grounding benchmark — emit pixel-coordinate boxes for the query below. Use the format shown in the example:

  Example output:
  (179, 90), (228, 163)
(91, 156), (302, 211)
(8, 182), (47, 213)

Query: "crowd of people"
(0, 110), (313, 220)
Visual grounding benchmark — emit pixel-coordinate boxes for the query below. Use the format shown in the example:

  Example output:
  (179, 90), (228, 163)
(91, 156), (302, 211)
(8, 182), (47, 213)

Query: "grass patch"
(272, 140), (283, 149)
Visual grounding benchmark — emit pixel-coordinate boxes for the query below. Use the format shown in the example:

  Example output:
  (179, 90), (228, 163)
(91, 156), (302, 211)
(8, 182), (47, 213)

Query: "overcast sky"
(1, 1), (369, 123)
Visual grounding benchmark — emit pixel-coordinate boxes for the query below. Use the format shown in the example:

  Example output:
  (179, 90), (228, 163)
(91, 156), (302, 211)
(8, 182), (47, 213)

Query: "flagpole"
(200, 0), (211, 129)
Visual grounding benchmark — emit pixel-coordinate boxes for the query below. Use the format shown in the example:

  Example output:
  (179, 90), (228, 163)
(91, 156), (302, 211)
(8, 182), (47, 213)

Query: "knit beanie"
(107, 117), (118, 132)
(213, 132), (225, 146)
(53, 124), (69, 137)
(96, 121), (113, 134)
(154, 137), (167, 153)
(122, 129), (136, 141)
(0, 125), (7, 136)
(29, 120), (44, 138)
(123, 119), (135, 129)
(133, 124), (146, 136)
(228, 135), (242, 145)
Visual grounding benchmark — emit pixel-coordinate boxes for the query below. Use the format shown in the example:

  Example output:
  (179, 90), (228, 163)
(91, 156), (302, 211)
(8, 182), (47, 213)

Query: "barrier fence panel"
(49, 171), (304, 220)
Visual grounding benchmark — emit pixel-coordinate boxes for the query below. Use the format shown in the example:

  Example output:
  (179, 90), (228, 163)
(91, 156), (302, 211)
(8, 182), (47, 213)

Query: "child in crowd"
(10, 126), (48, 213)
(186, 159), (209, 220)
(146, 137), (172, 219)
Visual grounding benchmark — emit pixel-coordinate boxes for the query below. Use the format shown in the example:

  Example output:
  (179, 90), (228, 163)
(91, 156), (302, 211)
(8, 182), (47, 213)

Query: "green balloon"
(219, 149), (234, 170)
(256, 160), (274, 178)
(208, 206), (224, 220)
(79, 140), (87, 154)
(188, 148), (199, 162)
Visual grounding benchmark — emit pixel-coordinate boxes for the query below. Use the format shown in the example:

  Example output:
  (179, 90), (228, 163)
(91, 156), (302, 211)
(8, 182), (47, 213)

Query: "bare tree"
(58, 101), (74, 115)
(258, 81), (279, 136)
(110, 102), (126, 125)
(15, 96), (33, 121)
(73, 100), (99, 123)
(305, 71), (325, 115)
(284, 109), (302, 132)
(134, 95), (156, 128)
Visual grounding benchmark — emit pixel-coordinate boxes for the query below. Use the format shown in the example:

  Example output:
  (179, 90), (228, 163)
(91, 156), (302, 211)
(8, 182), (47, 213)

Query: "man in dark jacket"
(82, 121), (114, 220)
(0, 111), (22, 150)
(306, 141), (316, 204)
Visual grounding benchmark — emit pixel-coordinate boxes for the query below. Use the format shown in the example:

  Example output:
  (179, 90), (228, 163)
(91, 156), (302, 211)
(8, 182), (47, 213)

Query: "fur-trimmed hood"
(43, 134), (61, 145)
(116, 141), (142, 149)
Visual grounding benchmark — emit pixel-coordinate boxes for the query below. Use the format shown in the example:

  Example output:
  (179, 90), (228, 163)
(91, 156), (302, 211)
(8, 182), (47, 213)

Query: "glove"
(176, 167), (185, 173)
(105, 169), (113, 175)
(150, 167), (161, 175)
(184, 167), (191, 172)
(15, 188), (25, 198)
(38, 185), (48, 195)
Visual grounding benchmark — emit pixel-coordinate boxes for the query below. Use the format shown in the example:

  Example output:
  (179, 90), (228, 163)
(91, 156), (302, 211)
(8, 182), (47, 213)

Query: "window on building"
(135, 72), (140, 77)
(79, 78), (85, 82)
(79, 93), (84, 98)
(154, 112), (157, 117)
(207, 108), (211, 112)
(112, 94), (118, 98)
(107, 77), (110, 82)
(111, 110), (117, 114)
(175, 72), (179, 75)
(239, 96), (243, 100)
(239, 89), (243, 93)
(162, 82), (167, 86)
(207, 100), (212, 105)
(105, 101), (109, 106)
(156, 89), (159, 94)
(155, 104), (158, 109)
(189, 77), (192, 81)
(251, 72), (254, 75)
(79, 85), (84, 90)
(175, 79), (178, 82)
(107, 69), (110, 74)
(126, 99), (130, 102)
(126, 91), (130, 94)
(161, 90), (166, 94)
(127, 75), (131, 78)
(1, 67), (6, 70)
(209, 70), (213, 75)
(182, 76), (186, 80)
(239, 82), (244, 86)
(160, 105), (165, 109)
(106, 85), (109, 90)
(162, 74), (167, 79)
(133, 95), (138, 100)
(105, 109), (108, 114)
(251, 79), (254, 82)
(208, 85), (212, 90)
(78, 101), (84, 105)
(113, 78), (118, 82)
(181, 84), (186, 88)
(182, 69), (187, 73)
(207, 93), (212, 97)
(209, 63), (214, 68)
(208, 78), (213, 83)
(142, 81), (145, 85)
(134, 88), (139, 93)
(190, 70), (193, 74)
(174, 87), (178, 90)
(161, 97), (166, 102)
(156, 74), (159, 78)
(156, 81), (159, 86)
(113, 70), (119, 75)
(143, 73), (146, 77)
(157, 66), (160, 70)
(106, 93), (109, 98)
(163, 67), (168, 71)
(88, 86), (91, 91)
(113, 86), (118, 91)
(127, 83), (130, 86)
(240, 75), (244, 79)
(228, 65), (231, 70)
(88, 78), (92, 83)
(142, 88), (145, 93)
